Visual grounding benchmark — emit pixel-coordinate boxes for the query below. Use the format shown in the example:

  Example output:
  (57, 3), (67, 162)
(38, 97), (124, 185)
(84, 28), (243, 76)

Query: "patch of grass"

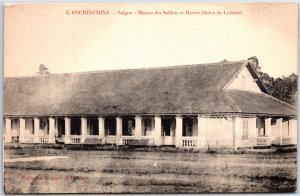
(4, 143), (297, 155)
(3, 147), (297, 193)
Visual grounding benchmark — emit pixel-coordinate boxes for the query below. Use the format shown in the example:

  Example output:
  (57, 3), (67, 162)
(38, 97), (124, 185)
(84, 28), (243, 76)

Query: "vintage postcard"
(3, 2), (297, 194)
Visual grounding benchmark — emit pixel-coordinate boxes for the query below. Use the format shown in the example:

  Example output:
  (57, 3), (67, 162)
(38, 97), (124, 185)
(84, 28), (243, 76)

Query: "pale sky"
(4, 3), (298, 78)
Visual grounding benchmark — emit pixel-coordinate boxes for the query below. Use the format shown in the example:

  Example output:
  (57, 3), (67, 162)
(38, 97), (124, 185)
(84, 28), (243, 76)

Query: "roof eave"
(3, 112), (297, 118)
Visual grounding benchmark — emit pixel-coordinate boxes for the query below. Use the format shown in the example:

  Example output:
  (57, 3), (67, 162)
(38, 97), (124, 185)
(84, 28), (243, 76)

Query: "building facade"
(3, 60), (297, 150)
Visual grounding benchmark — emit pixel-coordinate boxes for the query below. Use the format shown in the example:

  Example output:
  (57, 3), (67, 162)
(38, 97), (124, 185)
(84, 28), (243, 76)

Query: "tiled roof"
(4, 60), (296, 117)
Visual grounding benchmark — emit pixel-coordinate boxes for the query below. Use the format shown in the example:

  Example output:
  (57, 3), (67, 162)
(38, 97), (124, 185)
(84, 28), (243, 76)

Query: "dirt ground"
(3, 148), (297, 193)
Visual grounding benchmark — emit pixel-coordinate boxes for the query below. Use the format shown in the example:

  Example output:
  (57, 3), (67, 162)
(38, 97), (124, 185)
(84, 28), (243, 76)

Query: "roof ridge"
(4, 60), (247, 79)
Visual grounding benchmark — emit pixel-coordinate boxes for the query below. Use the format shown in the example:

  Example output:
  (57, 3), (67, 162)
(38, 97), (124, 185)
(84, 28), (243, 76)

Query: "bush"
(276, 146), (297, 153)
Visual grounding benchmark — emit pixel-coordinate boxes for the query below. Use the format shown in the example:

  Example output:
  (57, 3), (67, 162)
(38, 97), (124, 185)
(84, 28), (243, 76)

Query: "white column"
(233, 117), (242, 151)
(276, 118), (283, 145)
(197, 116), (204, 148)
(289, 119), (297, 144)
(55, 119), (59, 137)
(248, 117), (258, 138)
(265, 118), (271, 137)
(249, 117), (257, 146)
(269, 118), (277, 143)
(154, 116), (162, 146)
(5, 118), (12, 143)
(175, 116), (183, 147)
(48, 117), (55, 143)
(81, 117), (87, 144)
(34, 118), (40, 143)
(116, 117), (122, 145)
(19, 118), (26, 143)
(64, 117), (71, 144)
(135, 116), (142, 137)
(98, 117), (105, 144)
(254, 117), (259, 138)
(256, 117), (262, 137)
(116, 117), (122, 136)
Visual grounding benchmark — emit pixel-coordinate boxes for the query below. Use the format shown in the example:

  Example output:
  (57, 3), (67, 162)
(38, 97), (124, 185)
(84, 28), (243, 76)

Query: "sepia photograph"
(3, 2), (298, 193)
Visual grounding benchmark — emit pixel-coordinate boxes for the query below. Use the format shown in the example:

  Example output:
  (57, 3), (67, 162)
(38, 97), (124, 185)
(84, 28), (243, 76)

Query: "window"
(25, 118), (34, 133)
(122, 117), (135, 136)
(162, 118), (176, 136)
(183, 118), (194, 137)
(105, 118), (116, 136)
(11, 119), (19, 130)
(88, 118), (99, 135)
(283, 118), (290, 137)
(257, 117), (266, 136)
(71, 118), (81, 135)
(143, 118), (154, 136)
(57, 118), (65, 136)
(242, 119), (249, 140)
(40, 118), (49, 132)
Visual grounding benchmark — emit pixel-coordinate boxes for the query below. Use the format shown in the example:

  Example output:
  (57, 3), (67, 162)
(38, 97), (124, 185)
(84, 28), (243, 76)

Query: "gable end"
(223, 61), (269, 94)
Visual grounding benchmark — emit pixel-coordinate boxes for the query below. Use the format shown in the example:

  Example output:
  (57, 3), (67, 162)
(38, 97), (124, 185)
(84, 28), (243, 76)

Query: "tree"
(259, 72), (274, 94)
(248, 56), (260, 73)
(248, 56), (297, 106)
(271, 74), (297, 105)
(37, 64), (50, 75)
(248, 56), (273, 93)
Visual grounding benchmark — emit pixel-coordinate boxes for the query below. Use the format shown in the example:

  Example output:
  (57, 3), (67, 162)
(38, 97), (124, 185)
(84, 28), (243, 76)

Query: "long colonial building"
(3, 60), (297, 150)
